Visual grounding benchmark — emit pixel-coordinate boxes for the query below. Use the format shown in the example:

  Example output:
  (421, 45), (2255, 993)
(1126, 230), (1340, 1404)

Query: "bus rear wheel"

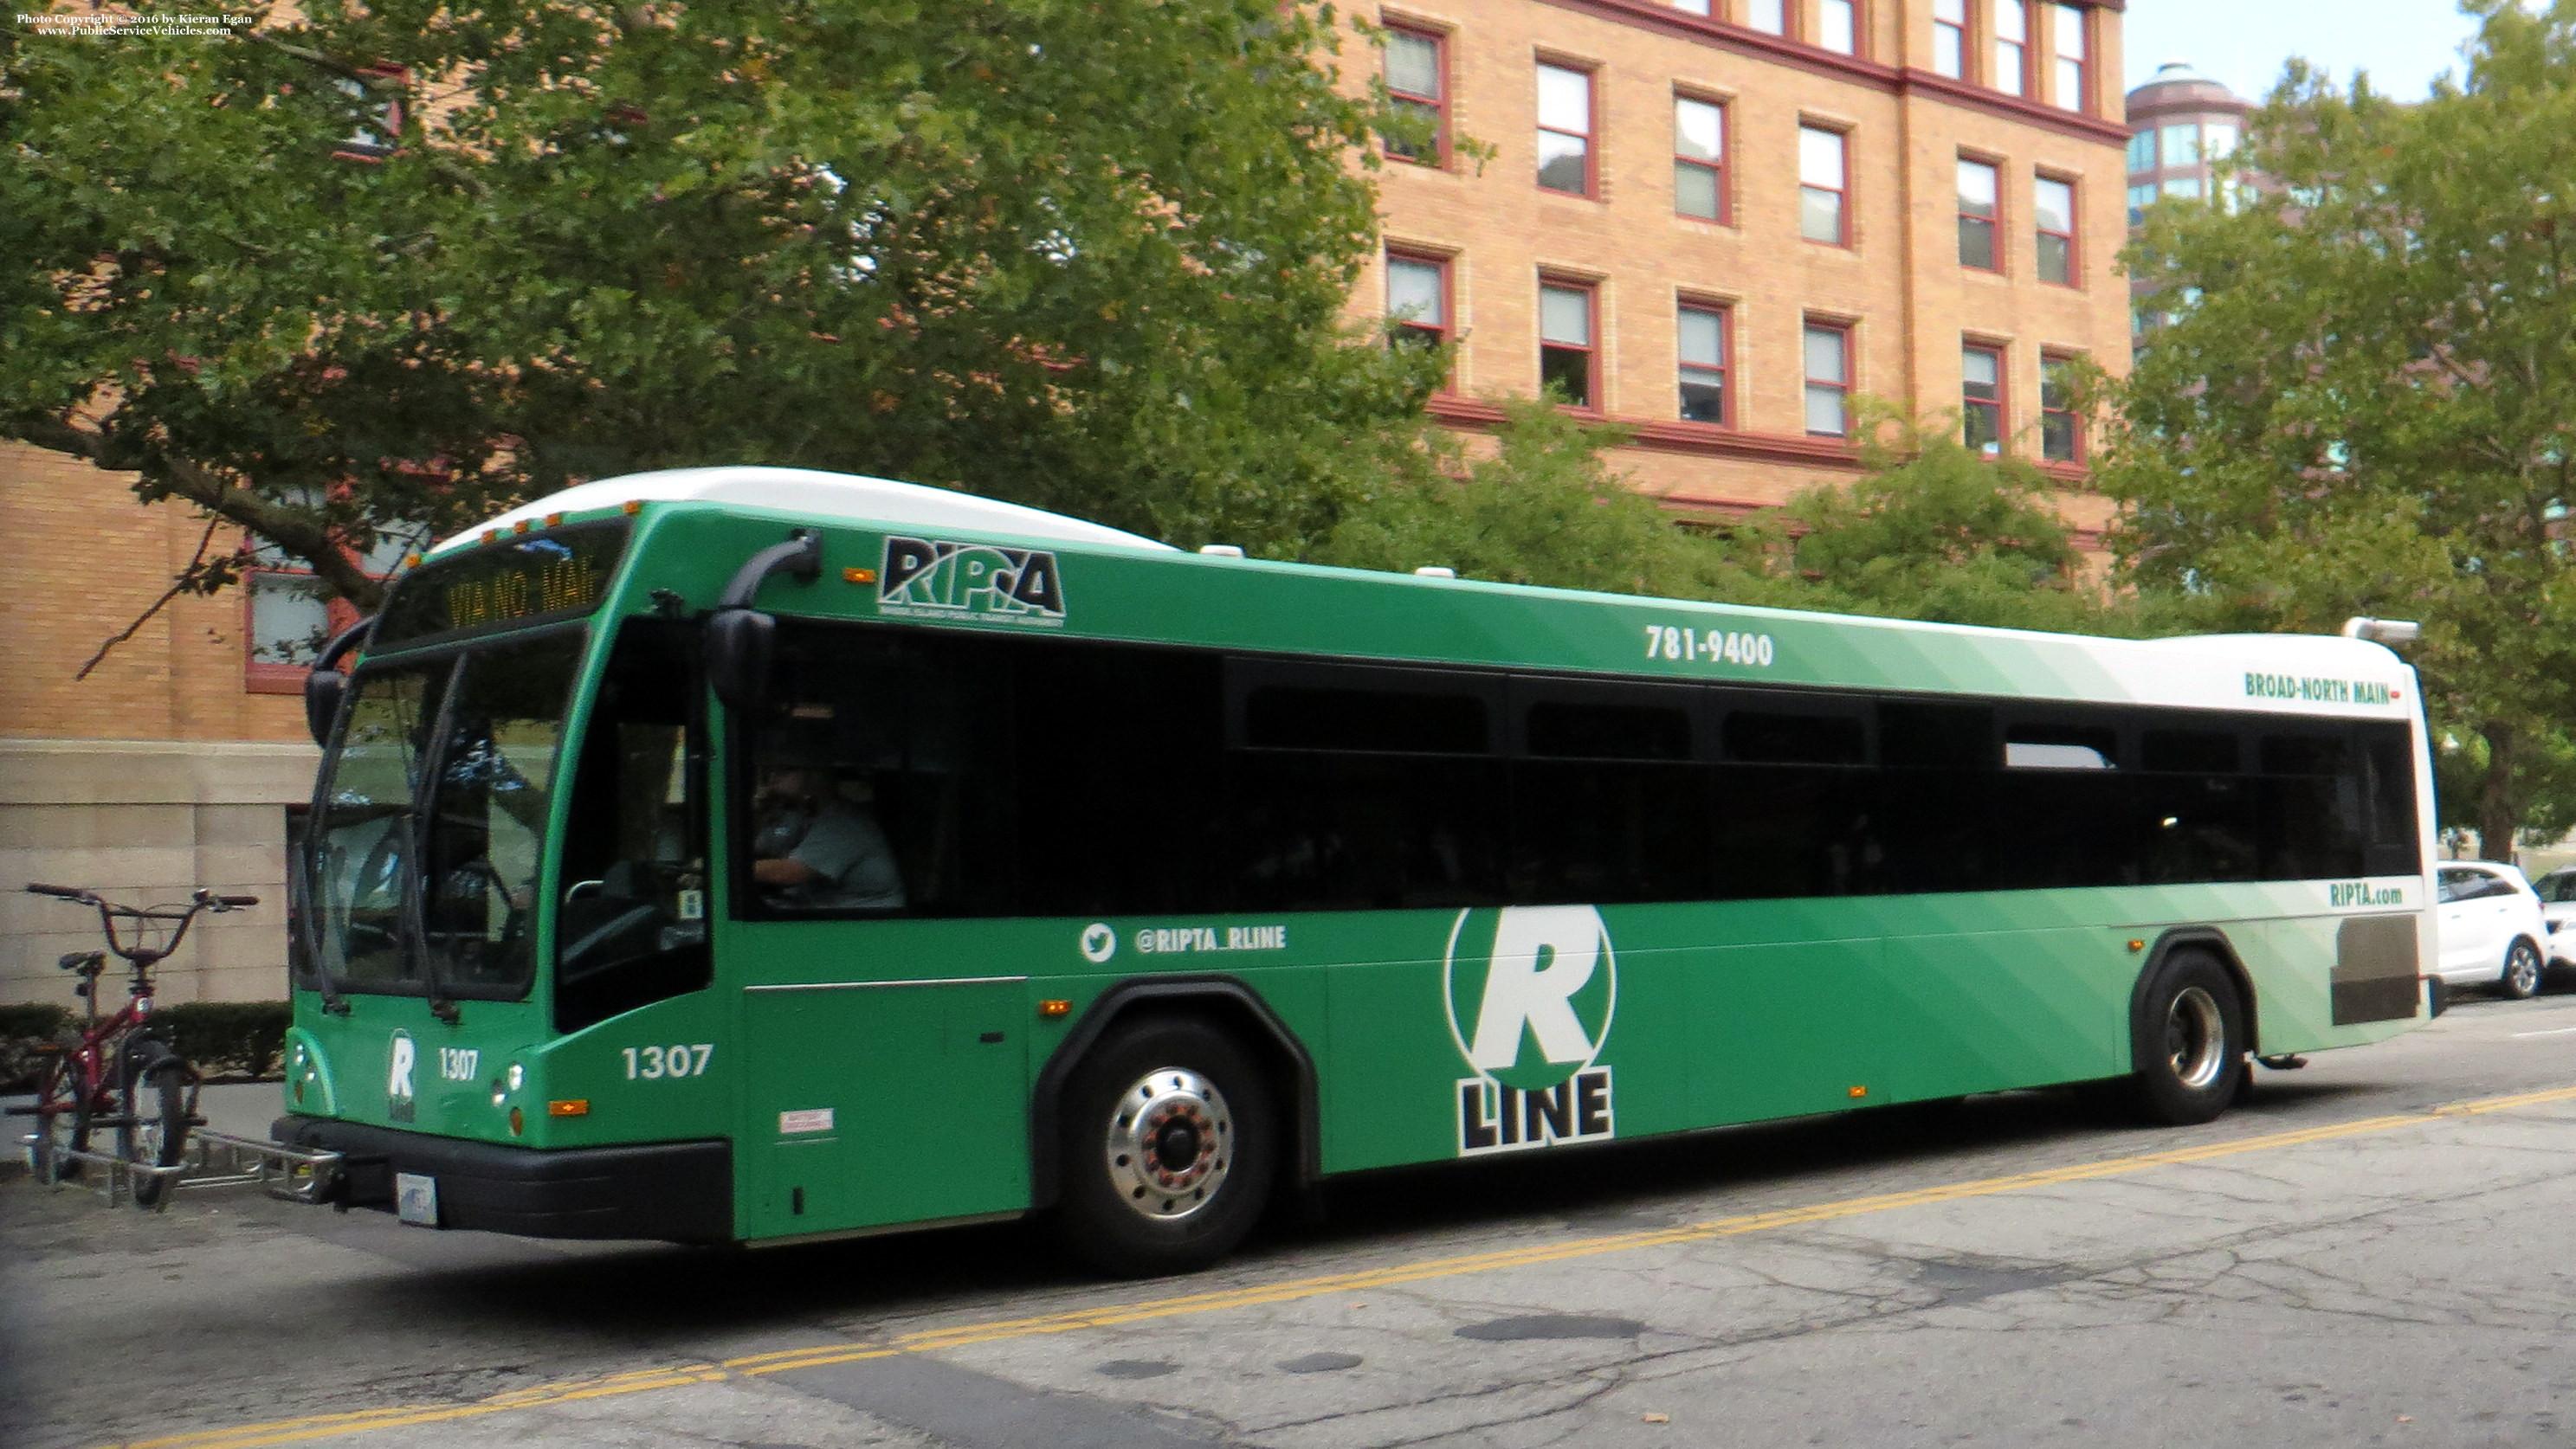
(1054, 1016), (1275, 1278)
(2127, 950), (2247, 1126)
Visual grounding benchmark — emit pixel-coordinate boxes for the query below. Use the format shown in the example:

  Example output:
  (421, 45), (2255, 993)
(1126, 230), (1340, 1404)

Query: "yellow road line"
(100, 1083), (2576, 1449)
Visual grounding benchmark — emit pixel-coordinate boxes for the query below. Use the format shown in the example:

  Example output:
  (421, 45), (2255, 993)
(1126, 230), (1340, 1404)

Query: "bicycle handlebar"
(200, 892), (262, 910)
(25, 882), (92, 901)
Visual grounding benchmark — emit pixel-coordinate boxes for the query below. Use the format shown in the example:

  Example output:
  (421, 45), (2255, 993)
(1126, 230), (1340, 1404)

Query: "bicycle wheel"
(122, 1062), (193, 1208)
(28, 1037), (96, 1182)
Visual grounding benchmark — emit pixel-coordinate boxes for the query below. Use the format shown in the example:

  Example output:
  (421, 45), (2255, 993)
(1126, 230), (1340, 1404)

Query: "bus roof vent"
(2340, 617), (2422, 645)
(1198, 544), (1246, 557)
(1414, 566), (1457, 578)
(429, 467), (1178, 557)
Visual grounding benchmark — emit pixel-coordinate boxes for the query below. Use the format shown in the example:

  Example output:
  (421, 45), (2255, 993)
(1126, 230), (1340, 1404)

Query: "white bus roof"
(428, 467), (1177, 557)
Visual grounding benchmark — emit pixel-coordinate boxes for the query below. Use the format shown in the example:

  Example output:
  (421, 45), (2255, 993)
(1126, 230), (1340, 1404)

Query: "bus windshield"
(307, 632), (584, 1000)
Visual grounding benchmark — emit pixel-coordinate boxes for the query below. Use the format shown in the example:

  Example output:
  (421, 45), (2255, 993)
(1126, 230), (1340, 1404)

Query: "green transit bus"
(274, 467), (2437, 1274)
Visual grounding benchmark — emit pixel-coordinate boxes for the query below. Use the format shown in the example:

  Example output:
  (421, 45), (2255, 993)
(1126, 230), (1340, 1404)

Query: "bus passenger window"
(1527, 702), (1693, 761)
(2142, 730), (2240, 773)
(1246, 686), (1488, 753)
(2257, 731), (2369, 879)
(1725, 712), (1865, 765)
(556, 621), (712, 1033)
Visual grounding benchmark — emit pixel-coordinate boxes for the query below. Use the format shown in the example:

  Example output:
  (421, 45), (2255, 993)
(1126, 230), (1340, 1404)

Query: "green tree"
(1769, 415), (2114, 634)
(2103, 0), (2576, 859)
(1, 0), (1439, 620)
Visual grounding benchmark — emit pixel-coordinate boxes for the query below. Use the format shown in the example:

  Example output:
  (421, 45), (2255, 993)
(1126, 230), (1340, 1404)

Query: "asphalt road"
(9, 992), (2576, 1449)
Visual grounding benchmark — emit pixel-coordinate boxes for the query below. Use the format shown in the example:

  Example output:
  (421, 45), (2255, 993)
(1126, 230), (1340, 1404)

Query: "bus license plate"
(395, 1172), (440, 1227)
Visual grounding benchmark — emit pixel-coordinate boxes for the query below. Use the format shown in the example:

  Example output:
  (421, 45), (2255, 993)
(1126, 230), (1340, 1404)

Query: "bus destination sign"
(375, 522), (630, 646)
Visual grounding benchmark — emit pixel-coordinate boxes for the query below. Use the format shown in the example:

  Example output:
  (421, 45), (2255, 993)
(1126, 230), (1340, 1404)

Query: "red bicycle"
(16, 884), (257, 1207)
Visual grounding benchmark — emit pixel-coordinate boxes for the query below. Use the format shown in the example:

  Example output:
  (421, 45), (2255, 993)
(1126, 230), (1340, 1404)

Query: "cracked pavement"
(9, 993), (2576, 1449)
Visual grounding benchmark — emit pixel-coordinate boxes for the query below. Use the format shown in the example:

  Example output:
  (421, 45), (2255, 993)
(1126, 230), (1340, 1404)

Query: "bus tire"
(1053, 1016), (1276, 1278)
(2127, 950), (2246, 1127)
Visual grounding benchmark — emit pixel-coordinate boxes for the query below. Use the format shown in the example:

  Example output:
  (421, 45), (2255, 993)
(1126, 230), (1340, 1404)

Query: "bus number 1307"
(623, 1045), (714, 1079)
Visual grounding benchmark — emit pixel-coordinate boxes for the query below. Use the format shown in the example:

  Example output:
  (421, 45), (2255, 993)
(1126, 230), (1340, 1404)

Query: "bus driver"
(750, 766), (907, 912)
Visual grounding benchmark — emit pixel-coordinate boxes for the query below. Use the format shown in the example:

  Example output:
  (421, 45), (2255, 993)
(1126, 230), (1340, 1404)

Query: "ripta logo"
(386, 1030), (416, 1124)
(1443, 905), (1617, 1156)
(878, 536), (1065, 625)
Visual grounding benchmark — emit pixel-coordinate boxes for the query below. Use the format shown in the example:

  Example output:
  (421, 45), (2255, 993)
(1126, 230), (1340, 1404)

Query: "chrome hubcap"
(1103, 1067), (1231, 1221)
(2166, 985), (2226, 1090)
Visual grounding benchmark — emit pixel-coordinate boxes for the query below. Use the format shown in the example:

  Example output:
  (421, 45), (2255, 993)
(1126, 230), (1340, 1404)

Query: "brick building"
(1352, 0), (2132, 538)
(0, 443), (326, 1008)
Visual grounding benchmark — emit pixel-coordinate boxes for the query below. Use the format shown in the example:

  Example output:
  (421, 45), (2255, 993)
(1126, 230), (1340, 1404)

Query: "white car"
(2434, 861), (2552, 999)
(2530, 866), (2576, 970)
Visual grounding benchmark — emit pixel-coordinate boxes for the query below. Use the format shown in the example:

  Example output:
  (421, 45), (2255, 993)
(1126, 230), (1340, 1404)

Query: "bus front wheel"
(1054, 1016), (1276, 1278)
(2127, 950), (2247, 1126)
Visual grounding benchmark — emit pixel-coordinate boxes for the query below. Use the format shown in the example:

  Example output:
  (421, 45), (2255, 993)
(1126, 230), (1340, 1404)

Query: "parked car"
(2530, 866), (2576, 972)
(2434, 861), (2552, 999)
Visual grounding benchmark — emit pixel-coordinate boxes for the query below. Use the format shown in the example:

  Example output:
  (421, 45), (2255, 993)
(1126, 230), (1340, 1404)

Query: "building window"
(1934, 0), (1968, 78)
(1816, 0), (1856, 54)
(1962, 343), (2005, 455)
(1957, 157), (2000, 271)
(1675, 0), (1711, 12)
(2127, 181), (2157, 223)
(2160, 122), (2201, 169)
(2164, 176), (2203, 199)
(2034, 175), (2076, 285)
(1993, 0), (2027, 96)
(1384, 27), (1446, 165)
(1677, 303), (1730, 424)
(1386, 253), (1449, 349)
(1540, 281), (1596, 408)
(244, 523), (407, 692)
(1799, 125), (1848, 245)
(1803, 321), (1851, 437)
(2205, 120), (2239, 158)
(2050, 3), (2088, 112)
(2125, 129), (2155, 171)
(1537, 63), (1593, 196)
(2041, 355), (2082, 462)
(1674, 96), (1727, 222)
(1743, 0), (1786, 35)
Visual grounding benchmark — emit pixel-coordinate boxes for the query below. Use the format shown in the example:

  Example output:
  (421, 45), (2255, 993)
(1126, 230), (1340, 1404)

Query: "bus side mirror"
(303, 669), (348, 746)
(706, 609), (776, 715)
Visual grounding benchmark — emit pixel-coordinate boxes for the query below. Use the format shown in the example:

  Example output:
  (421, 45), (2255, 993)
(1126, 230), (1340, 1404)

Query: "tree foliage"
(1317, 397), (2114, 634)
(2102, 0), (2576, 856)
(0, 0), (1438, 614)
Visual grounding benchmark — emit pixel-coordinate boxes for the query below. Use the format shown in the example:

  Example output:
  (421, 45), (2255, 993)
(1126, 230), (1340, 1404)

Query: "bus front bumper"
(270, 1116), (733, 1243)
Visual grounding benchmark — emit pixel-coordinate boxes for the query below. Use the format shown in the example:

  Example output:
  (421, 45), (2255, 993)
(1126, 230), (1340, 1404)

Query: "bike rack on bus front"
(15, 1128), (344, 1211)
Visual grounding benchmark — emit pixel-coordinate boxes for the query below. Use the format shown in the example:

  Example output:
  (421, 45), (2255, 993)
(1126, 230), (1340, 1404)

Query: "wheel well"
(1029, 976), (1318, 1212)
(2129, 929), (2261, 1063)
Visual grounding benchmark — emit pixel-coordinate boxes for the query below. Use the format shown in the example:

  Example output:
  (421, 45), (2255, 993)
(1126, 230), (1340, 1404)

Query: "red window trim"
(1802, 316), (1855, 438)
(1384, 23), (1449, 168)
(1812, 0), (1863, 58)
(1798, 123), (1851, 248)
(242, 569), (366, 695)
(1737, 0), (1794, 42)
(1933, 0), (1972, 82)
(1957, 152), (2004, 273)
(1385, 248), (1456, 391)
(2034, 171), (2080, 287)
(1673, 91), (1730, 224)
(2050, 3), (2090, 115)
(2040, 351), (2084, 463)
(1962, 339), (2008, 455)
(1539, 275), (1602, 412)
(1675, 299), (1733, 428)
(1992, 0), (2030, 99)
(1536, 58), (1599, 198)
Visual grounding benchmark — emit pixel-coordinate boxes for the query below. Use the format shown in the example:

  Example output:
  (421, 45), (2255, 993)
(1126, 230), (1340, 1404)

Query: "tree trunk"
(2477, 719), (2523, 865)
